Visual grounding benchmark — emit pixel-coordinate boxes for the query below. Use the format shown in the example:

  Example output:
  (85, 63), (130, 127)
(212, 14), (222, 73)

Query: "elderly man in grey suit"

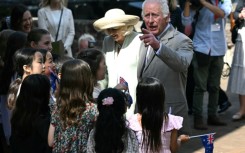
(138, 0), (193, 134)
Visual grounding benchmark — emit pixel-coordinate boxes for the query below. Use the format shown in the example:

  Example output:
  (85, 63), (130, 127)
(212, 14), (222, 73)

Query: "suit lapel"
(138, 25), (176, 77)
(44, 7), (56, 32)
(146, 26), (176, 67)
(137, 43), (147, 78)
(144, 47), (155, 71)
(159, 25), (175, 45)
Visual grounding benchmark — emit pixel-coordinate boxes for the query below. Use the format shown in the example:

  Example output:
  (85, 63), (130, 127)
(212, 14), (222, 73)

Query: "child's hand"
(114, 83), (128, 91)
(178, 134), (190, 143)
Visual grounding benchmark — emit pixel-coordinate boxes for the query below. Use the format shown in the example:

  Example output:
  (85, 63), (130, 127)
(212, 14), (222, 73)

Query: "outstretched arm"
(48, 124), (55, 147)
(139, 28), (193, 72)
(170, 129), (178, 153)
(200, 0), (225, 17)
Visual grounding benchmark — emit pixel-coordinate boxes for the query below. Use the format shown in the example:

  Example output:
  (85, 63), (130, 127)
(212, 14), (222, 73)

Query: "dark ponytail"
(7, 78), (22, 110)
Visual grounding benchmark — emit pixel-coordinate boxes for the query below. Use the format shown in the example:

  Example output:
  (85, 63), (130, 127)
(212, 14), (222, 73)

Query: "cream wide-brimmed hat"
(93, 8), (139, 32)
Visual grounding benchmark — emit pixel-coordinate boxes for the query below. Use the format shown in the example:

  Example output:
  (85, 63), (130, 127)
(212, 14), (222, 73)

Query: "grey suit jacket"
(138, 25), (193, 133)
(138, 25), (193, 104)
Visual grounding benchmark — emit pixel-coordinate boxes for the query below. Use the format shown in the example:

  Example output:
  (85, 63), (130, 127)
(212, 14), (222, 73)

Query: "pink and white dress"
(127, 113), (183, 153)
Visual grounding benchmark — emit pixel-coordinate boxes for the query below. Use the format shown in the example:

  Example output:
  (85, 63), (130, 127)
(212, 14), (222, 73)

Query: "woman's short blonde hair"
(168, 0), (177, 11)
(39, 0), (65, 8)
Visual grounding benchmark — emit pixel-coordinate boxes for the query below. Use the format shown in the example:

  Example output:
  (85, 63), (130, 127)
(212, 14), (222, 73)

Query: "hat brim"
(93, 15), (139, 32)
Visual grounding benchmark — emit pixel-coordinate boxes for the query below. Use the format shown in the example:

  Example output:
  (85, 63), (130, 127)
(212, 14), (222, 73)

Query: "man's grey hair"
(141, 0), (170, 19)
(78, 33), (96, 49)
(78, 33), (95, 42)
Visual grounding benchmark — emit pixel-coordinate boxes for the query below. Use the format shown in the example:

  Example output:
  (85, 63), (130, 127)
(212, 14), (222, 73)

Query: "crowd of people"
(0, 0), (244, 152)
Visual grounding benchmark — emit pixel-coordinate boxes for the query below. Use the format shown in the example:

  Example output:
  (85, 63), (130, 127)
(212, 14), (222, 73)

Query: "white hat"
(93, 8), (139, 32)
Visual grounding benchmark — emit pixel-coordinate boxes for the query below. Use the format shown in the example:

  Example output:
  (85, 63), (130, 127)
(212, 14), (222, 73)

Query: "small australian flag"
(201, 133), (214, 153)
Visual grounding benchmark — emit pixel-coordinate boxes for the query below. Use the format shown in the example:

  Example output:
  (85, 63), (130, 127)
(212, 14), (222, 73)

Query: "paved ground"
(179, 27), (245, 152)
(179, 79), (245, 153)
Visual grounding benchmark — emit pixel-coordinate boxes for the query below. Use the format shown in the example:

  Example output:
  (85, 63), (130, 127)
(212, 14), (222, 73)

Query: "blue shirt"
(182, 0), (232, 56)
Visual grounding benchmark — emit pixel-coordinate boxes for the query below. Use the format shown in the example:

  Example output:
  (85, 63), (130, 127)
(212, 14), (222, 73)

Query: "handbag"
(230, 12), (244, 44)
(52, 9), (65, 55)
(231, 23), (239, 44)
(52, 40), (65, 55)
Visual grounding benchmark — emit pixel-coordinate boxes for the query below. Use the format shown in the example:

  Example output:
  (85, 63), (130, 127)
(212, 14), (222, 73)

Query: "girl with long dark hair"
(87, 88), (139, 153)
(128, 77), (189, 153)
(10, 74), (51, 153)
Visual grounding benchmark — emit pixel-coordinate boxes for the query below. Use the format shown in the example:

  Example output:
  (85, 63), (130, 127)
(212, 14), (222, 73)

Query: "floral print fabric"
(51, 102), (98, 153)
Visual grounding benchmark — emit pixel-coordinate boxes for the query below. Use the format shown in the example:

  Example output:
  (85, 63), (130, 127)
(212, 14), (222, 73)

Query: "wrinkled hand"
(114, 83), (128, 91)
(139, 28), (160, 50)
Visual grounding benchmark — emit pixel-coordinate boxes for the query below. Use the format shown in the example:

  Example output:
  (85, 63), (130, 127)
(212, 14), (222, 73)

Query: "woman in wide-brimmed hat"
(93, 8), (141, 117)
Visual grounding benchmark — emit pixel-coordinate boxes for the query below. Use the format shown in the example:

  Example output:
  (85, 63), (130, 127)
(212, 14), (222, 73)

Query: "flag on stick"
(201, 133), (214, 153)
(189, 133), (215, 153)
(120, 77), (128, 86)
(49, 67), (59, 94)
(119, 77), (132, 108)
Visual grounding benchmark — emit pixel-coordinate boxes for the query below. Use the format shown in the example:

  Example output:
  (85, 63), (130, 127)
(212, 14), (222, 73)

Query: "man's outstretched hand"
(139, 28), (160, 50)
